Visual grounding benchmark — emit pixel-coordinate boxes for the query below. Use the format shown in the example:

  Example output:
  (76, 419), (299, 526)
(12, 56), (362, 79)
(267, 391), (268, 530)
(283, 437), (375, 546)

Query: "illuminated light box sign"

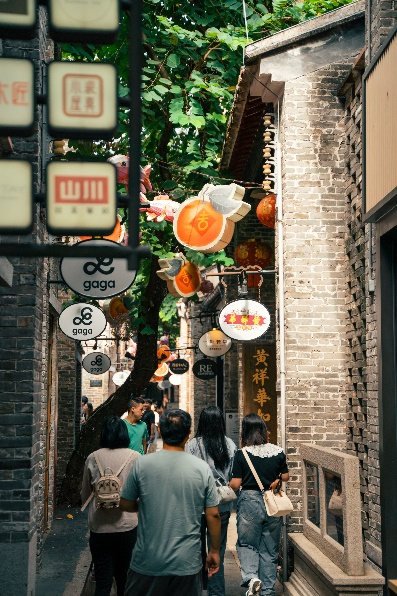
(193, 358), (217, 380)
(48, 0), (120, 43)
(59, 303), (107, 340)
(0, 58), (34, 135)
(83, 352), (111, 375)
(60, 239), (136, 299)
(169, 359), (189, 375)
(198, 329), (232, 357)
(0, 160), (33, 234)
(219, 299), (271, 341)
(46, 161), (117, 236)
(0, 0), (36, 38)
(48, 61), (118, 139)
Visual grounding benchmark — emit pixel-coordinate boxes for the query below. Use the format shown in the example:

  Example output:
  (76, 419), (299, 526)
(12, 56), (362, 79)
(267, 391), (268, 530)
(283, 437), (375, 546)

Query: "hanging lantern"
(157, 345), (171, 361)
(256, 193), (276, 228)
(200, 279), (214, 294)
(235, 239), (273, 288)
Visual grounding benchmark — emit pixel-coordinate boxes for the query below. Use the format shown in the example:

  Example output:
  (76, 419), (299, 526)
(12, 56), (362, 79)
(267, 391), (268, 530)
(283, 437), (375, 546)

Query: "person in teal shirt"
(122, 396), (148, 455)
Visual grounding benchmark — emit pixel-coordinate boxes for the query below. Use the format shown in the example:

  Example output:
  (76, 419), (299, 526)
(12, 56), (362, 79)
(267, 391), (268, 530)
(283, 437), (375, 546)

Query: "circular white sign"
(198, 329), (232, 357)
(169, 374), (183, 386)
(59, 303), (107, 340)
(83, 351), (111, 375)
(60, 239), (136, 299)
(219, 299), (271, 341)
(113, 370), (130, 386)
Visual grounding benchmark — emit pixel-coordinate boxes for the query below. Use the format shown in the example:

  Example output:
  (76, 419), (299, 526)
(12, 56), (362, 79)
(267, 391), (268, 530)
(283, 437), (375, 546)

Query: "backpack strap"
(242, 447), (265, 494)
(115, 450), (136, 477)
(81, 452), (105, 512)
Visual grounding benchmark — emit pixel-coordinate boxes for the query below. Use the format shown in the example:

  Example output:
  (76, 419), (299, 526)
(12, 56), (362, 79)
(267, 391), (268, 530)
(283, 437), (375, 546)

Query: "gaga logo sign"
(83, 351), (111, 375)
(59, 302), (106, 340)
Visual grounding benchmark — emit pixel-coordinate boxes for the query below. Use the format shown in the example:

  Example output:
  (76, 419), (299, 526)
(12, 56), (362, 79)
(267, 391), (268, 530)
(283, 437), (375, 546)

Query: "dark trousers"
(124, 569), (202, 596)
(89, 528), (137, 596)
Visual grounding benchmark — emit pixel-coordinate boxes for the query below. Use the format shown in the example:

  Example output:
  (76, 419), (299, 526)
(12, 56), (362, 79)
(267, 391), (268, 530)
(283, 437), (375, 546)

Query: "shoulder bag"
(242, 447), (293, 517)
(197, 439), (236, 504)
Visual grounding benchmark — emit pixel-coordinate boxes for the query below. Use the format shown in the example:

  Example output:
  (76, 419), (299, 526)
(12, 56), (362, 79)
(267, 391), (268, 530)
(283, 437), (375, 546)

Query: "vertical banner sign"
(0, 0), (36, 37)
(49, 0), (120, 43)
(0, 161), (33, 233)
(46, 161), (117, 236)
(0, 58), (34, 135)
(243, 344), (277, 443)
(48, 61), (118, 139)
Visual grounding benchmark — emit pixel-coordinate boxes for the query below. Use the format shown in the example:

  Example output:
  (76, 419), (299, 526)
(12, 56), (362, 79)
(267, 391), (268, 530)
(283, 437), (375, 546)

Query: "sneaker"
(246, 577), (262, 595)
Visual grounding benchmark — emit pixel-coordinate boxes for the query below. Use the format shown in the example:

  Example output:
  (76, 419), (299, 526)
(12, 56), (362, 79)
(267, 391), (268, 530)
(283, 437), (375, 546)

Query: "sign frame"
(193, 358), (218, 380)
(0, 58), (35, 136)
(47, 60), (118, 140)
(83, 351), (111, 375)
(58, 302), (107, 340)
(48, 0), (120, 44)
(0, 159), (33, 234)
(169, 358), (189, 375)
(46, 160), (117, 236)
(60, 239), (136, 299)
(0, 0), (37, 39)
(219, 298), (271, 341)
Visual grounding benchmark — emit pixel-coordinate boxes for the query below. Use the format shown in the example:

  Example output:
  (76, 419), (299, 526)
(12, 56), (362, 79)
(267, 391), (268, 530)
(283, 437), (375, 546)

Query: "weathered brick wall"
(280, 62), (353, 530)
(367, 0), (397, 58)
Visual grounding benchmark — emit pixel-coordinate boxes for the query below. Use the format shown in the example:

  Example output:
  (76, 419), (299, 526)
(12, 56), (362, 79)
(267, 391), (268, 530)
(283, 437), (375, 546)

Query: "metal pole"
(276, 104), (288, 585)
(128, 0), (143, 271)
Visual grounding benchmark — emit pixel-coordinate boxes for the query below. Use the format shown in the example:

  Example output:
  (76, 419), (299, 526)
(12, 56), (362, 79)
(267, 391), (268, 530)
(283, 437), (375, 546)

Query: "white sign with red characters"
(219, 299), (271, 341)
(0, 58), (34, 134)
(46, 161), (117, 235)
(48, 61), (117, 137)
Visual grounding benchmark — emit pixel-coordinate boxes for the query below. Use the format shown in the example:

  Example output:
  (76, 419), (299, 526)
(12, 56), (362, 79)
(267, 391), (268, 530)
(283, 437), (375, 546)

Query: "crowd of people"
(81, 399), (289, 596)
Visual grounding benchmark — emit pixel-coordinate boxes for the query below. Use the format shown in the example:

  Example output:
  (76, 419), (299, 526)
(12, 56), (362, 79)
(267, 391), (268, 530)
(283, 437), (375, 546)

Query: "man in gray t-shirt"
(120, 409), (221, 596)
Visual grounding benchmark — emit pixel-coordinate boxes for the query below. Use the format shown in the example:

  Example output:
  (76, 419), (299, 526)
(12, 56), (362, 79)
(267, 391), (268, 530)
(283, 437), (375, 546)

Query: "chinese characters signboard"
(0, 0), (36, 37)
(0, 161), (33, 234)
(0, 58), (34, 135)
(219, 299), (271, 341)
(60, 239), (136, 299)
(198, 329), (231, 357)
(46, 161), (117, 235)
(243, 344), (277, 443)
(48, 0), (119, 43)
(48, 61), (117, 138)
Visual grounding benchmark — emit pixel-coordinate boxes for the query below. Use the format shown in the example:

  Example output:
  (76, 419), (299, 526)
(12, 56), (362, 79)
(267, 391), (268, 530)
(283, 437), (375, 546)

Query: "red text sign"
(55, 176), (109, 204)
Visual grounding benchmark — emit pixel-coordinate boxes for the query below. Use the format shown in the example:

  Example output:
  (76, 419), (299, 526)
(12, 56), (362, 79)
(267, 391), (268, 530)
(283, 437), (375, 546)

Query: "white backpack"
(82, 451), (134, 511)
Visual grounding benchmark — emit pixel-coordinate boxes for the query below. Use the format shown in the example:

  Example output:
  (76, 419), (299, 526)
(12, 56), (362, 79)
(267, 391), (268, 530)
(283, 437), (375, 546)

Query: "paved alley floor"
(36, 507), (283, 595)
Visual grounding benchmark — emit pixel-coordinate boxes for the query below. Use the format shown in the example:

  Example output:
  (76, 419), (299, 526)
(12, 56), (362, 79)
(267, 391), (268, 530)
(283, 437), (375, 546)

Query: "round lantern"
(235, 239), (273, 287)
(169, 374), (183, 386)
(157, 345), (171, 361)
(256, 193), (276, 228)
(154, 362), (169, 378)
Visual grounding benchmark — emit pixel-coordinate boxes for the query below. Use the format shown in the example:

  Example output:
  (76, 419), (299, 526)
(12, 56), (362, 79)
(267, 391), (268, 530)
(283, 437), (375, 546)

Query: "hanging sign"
(83, 352), (111, 375)
(48, 61), (118, 139)
(0, 0), (36, 38)
(169, 358), (189, 375)
(0, 58), (34, 135)
(59, 303), (107, 340)
(193, 358), (218, 380)
(158, 379), (171, 390)
(60, 239), (136, 299)
(46, 161), (117, 236)
(157, 254), (201, 298)
(113, 370), (130, 386)
(198, 329), (231, 357)
(48, 0), (120, 43)
(169, 374), (182, 386)
(219, 299), (271, 341)
(0, 160), (33, 234)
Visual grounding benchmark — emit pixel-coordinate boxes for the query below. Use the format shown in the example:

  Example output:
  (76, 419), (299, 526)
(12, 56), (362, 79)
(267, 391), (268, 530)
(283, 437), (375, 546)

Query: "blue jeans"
(236, 491), (281, 596)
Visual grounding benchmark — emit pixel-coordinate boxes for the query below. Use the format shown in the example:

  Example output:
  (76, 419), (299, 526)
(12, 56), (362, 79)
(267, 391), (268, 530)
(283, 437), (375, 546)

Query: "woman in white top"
(81, 416), (140, 595)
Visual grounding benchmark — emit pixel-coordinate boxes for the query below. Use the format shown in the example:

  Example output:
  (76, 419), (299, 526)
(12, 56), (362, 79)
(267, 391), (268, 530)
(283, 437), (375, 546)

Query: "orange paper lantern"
(80, 214), (125, 243)
(167, 261), (201, 298)
(157, 345), (171, 361)
(235, 239), (273, 287)
(256, 194), (276, 228)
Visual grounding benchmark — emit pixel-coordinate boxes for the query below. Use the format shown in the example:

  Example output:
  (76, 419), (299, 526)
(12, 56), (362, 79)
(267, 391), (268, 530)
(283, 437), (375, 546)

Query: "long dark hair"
(196, 406), (230, 470)
(241, 414), (268, 447)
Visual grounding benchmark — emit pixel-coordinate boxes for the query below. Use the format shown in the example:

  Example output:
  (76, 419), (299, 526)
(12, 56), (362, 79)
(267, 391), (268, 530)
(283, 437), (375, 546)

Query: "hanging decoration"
(157, 253), (201, 298)
(219, 299), (270, 341)
(157, 345), (171, 361)
(262, 113), (276, 193)
(235, 239), (273, 287)
(256, 193), (276, 228)
(198, 329), (232, 357)
(154, 362), (169, 378)
(140, 194), (180, 223)
(173, 183), (250, 253)
(113, 370), (130, 386)
(169, 374), (183, 386)
(104, 296), (130, 323)
(80, 213), (126, 243)
(200, 278), (214, 294)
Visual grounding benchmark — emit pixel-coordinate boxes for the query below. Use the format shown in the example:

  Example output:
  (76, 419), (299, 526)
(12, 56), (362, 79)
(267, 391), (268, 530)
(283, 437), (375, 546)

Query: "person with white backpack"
(81, 416), (140, 595)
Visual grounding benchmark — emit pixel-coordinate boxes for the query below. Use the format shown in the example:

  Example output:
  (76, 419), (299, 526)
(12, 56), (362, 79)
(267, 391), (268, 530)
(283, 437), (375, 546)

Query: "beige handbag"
(242, 447), (293, 517)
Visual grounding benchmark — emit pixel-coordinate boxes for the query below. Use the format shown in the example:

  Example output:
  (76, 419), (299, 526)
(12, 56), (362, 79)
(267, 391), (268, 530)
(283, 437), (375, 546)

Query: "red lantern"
(235, 239), (273, 287)
(256, 193), (276, 228)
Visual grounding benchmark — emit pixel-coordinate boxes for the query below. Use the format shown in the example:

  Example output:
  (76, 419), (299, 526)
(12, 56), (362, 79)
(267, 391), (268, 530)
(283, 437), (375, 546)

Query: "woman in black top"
(229, 415), (289, 596)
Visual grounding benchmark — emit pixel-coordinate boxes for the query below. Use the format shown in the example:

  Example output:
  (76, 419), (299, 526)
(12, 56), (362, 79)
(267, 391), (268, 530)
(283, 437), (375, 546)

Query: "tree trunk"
(58, 256), (167, 507)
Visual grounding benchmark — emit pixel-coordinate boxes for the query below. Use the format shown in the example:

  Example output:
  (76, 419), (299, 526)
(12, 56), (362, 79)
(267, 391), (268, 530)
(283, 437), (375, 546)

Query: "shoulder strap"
(93, 451), (104, 476)
(115, 450), (136, 477)
(242, 447), (265, 494)
(197, 437), (205, 460)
